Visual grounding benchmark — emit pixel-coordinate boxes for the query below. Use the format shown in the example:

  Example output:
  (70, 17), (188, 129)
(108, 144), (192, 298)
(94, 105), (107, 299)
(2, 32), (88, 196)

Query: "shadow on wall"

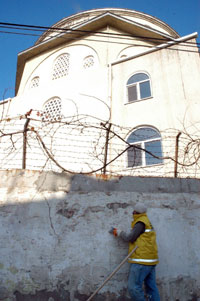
(0, 170), (199, 301)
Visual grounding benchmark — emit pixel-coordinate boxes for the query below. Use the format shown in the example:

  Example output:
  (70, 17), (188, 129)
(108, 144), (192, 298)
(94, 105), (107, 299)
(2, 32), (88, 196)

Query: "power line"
(0, 28), (199, 54)
(0, 29), (40, 38)
(0, 21), (174, 41)
(0, 21), (199, 48)
(0, 24), (199, 52)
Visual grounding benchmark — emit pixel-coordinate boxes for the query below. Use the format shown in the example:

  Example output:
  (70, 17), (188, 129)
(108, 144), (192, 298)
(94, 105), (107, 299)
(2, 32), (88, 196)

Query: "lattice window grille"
(52, 54), (70, 80)
(30, 77), (40, 88)
(120, 55), (127, 58)
(83, 56), (95, 69)
(42, 98), (62, 122)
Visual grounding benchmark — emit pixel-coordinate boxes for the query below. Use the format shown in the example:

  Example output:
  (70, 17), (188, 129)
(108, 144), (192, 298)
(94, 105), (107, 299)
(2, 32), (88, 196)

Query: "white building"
(0, 8), (200, 177)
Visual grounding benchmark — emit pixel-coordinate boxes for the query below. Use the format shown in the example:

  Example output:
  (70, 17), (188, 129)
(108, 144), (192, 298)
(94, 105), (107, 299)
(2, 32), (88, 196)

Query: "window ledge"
(124, 96), (153, 105)
(126, 162), (164, 170)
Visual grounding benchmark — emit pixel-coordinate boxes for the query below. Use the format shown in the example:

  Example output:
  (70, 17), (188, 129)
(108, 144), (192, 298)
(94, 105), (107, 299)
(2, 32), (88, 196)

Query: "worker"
(109, 203), (160, 301)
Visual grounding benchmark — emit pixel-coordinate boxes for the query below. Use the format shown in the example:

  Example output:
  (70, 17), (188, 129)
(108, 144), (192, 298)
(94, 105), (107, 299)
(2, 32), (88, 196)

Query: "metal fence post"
(174, 132), (181, 177)
(22, 118), (30, 169)
(103, 123), (112, 174)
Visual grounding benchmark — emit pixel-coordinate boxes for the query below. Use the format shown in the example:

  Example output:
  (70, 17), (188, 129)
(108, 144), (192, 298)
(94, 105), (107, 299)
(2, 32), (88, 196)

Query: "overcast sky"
(0, 0), (199, 100)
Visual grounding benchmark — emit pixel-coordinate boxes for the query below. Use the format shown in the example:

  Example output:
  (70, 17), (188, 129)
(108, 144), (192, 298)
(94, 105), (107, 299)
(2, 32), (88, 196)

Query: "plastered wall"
(0, 170), (200, 301)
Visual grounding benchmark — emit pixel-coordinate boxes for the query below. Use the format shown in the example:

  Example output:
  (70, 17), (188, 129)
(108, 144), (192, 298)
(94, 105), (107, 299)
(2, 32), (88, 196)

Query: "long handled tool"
(86, 246), (138, 301)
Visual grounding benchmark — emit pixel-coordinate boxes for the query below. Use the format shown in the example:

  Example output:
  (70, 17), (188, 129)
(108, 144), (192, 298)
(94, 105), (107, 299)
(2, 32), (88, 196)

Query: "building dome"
(35, 8), (179, 45)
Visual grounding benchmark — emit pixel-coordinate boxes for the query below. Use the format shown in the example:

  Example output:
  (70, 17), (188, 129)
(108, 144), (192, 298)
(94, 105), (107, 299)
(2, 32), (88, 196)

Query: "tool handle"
(86, 246), (138, 301)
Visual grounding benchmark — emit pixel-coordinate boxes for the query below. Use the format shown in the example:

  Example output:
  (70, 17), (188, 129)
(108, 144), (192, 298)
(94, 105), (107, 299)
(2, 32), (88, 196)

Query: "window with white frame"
(52, 53), (70, 80)
(83, 55), (95, 69)
(30, 76), (40, 89)
(42, 97), (62, 122)
(127, 127), (163, 167)
(126, 72), (151, 102)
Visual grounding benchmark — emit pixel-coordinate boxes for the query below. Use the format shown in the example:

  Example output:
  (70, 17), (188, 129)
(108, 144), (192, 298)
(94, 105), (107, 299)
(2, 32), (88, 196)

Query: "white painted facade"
(0, 8), (200, 177)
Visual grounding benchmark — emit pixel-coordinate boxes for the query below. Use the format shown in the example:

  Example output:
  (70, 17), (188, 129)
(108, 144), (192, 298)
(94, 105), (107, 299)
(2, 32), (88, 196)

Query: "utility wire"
(0, 28), (199, 54)
(0, 21), (174, 41)
(0, 24), (199, 51)
(0, 21), (199, 48)
(0, 30), (40, 38)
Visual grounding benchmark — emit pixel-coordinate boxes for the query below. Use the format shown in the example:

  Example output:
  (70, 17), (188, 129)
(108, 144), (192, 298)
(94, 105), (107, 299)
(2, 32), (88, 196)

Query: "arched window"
(30, 76), (40, 89)
(126, 72), (151, 102)
(42, 97), (62, 122)
(52, 53), (70, 80)
(127, 127), (163, 167)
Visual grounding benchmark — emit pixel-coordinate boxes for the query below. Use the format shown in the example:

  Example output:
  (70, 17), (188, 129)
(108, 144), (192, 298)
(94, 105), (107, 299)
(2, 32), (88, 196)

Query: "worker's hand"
(109, 227), (118, 236)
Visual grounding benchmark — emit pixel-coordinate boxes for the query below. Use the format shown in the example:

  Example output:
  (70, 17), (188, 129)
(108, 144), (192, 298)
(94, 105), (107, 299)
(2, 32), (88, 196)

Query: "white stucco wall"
(109, 39), (200, 177)
(0, 170), (199, 300)
(111, 38), (200, 130)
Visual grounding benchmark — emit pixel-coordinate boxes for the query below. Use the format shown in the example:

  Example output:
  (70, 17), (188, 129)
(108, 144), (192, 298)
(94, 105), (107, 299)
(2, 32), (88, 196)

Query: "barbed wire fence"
(0, 110), (200, 178)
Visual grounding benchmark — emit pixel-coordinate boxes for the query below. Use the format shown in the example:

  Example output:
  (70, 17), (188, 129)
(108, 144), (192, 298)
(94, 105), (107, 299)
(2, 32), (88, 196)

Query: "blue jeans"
(128, 264), (160, 301)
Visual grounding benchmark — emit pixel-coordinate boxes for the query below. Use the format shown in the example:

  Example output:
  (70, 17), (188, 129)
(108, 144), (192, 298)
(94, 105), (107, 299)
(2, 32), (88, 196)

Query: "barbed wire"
(0, 113), (200, 178)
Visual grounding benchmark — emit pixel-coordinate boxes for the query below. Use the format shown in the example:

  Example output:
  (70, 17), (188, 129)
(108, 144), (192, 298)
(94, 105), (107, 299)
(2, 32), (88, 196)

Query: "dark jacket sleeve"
(119, 222), (145, 243)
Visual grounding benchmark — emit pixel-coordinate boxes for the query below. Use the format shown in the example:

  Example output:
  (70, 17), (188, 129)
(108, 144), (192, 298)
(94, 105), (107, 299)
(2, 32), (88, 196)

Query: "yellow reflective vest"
(128, 213), (159, 265)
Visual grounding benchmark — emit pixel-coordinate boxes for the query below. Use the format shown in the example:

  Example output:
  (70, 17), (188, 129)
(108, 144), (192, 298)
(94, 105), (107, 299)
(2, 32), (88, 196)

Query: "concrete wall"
(0, 170), (200, 301)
